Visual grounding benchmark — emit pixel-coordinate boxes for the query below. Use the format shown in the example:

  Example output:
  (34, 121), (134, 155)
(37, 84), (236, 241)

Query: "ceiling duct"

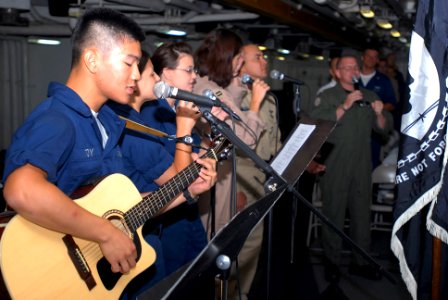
(48, 0), (85, 16)
(0, 24), (71, 35)
(0, 8), (29, 26)
(106, 0), (166, 12)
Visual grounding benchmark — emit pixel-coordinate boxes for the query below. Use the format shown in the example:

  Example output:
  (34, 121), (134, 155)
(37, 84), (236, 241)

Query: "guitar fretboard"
(123, 143), (221, 233)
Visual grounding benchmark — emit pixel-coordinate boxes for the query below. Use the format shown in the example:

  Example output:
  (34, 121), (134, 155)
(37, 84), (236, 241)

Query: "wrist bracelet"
(183, 189), (199, 205)
(340, 105), (348, 112)
(175, 147), (192, 153)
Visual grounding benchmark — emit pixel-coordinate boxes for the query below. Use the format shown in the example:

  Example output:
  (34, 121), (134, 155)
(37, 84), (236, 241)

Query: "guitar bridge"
(62, 235), (96, 290)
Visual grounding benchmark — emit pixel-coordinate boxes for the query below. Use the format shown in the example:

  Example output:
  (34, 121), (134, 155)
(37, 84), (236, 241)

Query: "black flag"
(391, 0), (448, 299)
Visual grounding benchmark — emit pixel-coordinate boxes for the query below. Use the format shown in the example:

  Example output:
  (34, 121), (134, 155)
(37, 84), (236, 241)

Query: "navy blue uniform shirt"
(3, 82), (125, 196)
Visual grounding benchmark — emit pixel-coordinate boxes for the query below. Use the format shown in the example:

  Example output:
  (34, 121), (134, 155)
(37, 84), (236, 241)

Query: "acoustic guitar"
(0, 135), (231, 299)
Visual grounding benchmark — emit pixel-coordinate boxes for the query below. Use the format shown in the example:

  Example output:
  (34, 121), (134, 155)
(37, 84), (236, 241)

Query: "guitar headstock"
(208, 134), (233, 162)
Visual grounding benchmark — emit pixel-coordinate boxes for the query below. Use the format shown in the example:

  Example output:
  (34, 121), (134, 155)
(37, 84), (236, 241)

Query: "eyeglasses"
(338, 65), (360, 72)
(173, 67), (198, 74)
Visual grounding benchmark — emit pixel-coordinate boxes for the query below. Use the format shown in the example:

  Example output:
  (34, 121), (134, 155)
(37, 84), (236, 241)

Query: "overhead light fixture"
(390, 30), (401, 37)
(276, 56), (286, 61)
(376, 19), (393, 29)
(399, 37), (407, 43)
(315, 55), (325, 61)
(164, 29), (187, 36)
(360, 5), (375, 18)
(277, 48), (290, 55)
(27, 38), (61, 46)
(258, 45), (267, 51)
(157, 26), (187, 37)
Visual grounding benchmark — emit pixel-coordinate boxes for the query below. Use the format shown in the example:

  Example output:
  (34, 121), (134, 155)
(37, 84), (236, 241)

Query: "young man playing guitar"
(1, 7), (216, 299)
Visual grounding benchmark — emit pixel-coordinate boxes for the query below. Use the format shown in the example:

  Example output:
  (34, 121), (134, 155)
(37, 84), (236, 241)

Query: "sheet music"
(270, 123), (316, 174)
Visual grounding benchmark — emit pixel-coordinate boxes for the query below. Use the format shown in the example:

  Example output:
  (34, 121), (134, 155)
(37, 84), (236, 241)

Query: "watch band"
(183, 189), (198, 204)
(176, 135), (194, 145)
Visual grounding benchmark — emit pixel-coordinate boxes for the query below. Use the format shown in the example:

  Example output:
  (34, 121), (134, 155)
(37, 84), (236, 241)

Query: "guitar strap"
(119, 116), (205, 149)
(119, 116), (175, 139)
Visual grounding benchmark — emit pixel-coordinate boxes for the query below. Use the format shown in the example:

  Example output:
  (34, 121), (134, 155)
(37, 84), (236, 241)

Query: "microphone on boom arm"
(270, 70), (304, 85)
(153, 81), (241, 121)
(154, 81), (217, 107)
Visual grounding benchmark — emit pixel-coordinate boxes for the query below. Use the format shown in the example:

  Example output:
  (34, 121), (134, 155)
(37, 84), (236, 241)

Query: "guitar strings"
(76, 139), (225, 267)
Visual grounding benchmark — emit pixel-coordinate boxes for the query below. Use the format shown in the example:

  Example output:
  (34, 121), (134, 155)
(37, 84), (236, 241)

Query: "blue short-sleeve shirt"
(107, 102), (173, 192)
(140, 99), (201, 155)
(3, 82), (126, 196)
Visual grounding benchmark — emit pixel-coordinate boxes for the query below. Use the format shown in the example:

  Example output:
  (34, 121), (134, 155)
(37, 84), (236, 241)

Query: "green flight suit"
(310, 83), (391, 265)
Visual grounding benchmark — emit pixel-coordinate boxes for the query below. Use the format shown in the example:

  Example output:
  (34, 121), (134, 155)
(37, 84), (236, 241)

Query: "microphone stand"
(201, 109), (284, 300)
(290, 82), (303, 265)
(199, 108), (397, 295)
(202, 109), (283, 186)
(292, 83), (302, 122)
(138, 110), (396, 300)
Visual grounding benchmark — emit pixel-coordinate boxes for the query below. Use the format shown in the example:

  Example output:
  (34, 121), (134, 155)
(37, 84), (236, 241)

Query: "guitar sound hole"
(97, 233), (142, 290)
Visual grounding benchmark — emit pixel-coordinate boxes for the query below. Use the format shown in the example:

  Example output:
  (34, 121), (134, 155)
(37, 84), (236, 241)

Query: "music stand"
(138, 116), (336, 300)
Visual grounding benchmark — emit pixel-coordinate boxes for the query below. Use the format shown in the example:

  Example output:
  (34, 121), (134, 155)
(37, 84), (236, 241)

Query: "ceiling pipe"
(103, 0), (166, 12)
(136, 12), (259, 25)
(381, 0), (405, 18)
(337, 0), (359, 12)
(0, 24), (72, 36)
(163, 0), (209, 13)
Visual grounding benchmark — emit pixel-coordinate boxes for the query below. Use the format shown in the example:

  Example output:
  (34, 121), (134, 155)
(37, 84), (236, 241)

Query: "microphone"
(203, 89), (242, 121)
(351, 76), (370, 108)
(241, 74), (254, 85)
(270, 69), (304, 85)
(154, 81), (217, 108)
(352, 76), (360, 90)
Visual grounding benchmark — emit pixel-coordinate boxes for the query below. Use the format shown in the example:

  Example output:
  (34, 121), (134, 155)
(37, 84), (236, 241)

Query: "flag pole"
(432, 236), (441, 300)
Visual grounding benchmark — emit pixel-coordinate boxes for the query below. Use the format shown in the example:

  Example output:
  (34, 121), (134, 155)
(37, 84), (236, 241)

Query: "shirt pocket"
(65, 146), (103, 177)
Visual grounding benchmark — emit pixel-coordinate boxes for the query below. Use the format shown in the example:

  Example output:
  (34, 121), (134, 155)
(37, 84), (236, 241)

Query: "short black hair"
(71, 7), (145, 67)
(336, 53), (360, 69)
(363, 43), (381, 53)
(138, 49), (152, 74)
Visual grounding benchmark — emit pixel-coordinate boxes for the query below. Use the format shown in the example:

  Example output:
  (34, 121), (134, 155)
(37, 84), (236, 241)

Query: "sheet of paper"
(270, 124), (316, 174)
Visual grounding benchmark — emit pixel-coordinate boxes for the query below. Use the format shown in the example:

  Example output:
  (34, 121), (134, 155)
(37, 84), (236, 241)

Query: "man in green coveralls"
(310, 53), (391, 283)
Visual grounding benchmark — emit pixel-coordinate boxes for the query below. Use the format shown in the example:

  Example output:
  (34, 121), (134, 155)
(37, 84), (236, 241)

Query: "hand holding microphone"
(352, 81), (385, 114)
(241, 74), (270, 112)
(351, 76), (370, 108)
(175, 100), (202, 133)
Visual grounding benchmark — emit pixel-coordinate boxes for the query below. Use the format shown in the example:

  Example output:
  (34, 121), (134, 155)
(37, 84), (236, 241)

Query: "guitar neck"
(124, 149), (216, 232)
